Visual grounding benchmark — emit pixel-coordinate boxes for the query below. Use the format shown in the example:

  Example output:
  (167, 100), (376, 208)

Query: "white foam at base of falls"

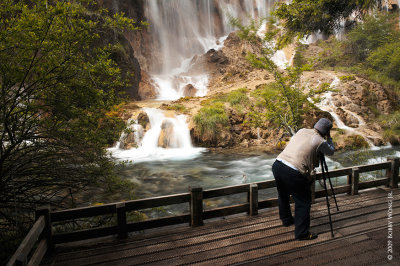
(108, 108), (205, 163)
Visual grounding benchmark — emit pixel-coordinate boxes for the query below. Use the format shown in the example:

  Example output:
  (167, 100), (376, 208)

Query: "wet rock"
(183, 84), (197, 97)
(206, 49), (228, 64)
(138, 71), (157, 100)
(137, 111), (150, 130)
(158, 120), (175, 148)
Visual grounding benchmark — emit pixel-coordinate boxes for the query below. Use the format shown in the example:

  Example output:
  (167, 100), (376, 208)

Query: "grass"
(193, 102), (229, 142)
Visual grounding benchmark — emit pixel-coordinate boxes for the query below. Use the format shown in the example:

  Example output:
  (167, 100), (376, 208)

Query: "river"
(115, 145), (400, 199)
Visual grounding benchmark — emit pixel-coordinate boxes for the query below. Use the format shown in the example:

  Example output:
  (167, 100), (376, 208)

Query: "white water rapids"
(109, 108), (205, 162)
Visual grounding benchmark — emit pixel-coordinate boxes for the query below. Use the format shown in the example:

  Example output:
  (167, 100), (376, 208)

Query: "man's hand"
(327, 130), (331, 139)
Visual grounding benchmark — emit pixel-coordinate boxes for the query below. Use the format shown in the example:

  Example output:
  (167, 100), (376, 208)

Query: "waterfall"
(144, 0), (276, 100)
(109, 108), (205, 162)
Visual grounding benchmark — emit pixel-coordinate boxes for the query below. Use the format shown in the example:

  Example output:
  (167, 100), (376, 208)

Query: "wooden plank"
(126, 214), (190, 231)
(203, 203), (249, 220)
(255, 180), (276, 190)
(203, 184), (248, 199)
(359, 162), (391, 173)
(315, 168), (352, 180)
(358, 178), (388, 190)
(125, 193), (190, 211)
(51, 204), (116, 222)
(53, 226), (118, 244)
(258, 198), (279, 209)
(27, 239), (47, 266)
(315, 185), (350, 198)
(314, 162), (390, 180)
(7, 216), (45, 266)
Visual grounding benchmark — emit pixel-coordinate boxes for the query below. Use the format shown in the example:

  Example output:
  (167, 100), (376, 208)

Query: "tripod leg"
(323, 157), (339, 211)
(321, 156), (334, 238)
(322, 176), (334, 238)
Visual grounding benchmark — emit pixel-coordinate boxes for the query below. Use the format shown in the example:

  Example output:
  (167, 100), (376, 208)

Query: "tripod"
(320, 154), (339, 237)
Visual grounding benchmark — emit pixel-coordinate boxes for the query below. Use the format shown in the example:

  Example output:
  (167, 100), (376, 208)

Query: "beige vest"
(277, 128), (325, 176)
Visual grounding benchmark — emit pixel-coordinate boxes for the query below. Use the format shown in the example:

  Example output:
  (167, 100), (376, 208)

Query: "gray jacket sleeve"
(317, 137), (335, 156)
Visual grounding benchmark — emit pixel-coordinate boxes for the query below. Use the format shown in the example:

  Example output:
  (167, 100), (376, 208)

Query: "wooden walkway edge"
(42, 187), (400, 266)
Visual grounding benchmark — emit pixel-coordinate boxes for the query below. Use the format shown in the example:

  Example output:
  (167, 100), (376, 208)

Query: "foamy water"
(108, 108), (205, 163)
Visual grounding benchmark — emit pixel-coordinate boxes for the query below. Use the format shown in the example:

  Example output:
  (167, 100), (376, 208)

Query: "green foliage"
(224, 88), (249, 106)
(367, 41), (400, 81)
(346, 12), (399, 61)
(313, 12), (400, 98)
(162, 103), (188, 113)
(380, 111), (400, 144)
(274, 0), (377, 46)
(229, 15), (265, 43)
(339, 75), (356, 82)
(231, 16), (329, 135)
(193, 103), (229, 143)
(344, 135), (370, 150)
(0, 0), (139, 253)
(317, 37), (350, 68)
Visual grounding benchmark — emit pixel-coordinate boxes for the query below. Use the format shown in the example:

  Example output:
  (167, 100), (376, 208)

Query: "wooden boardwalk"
(42, 187), (399, 266)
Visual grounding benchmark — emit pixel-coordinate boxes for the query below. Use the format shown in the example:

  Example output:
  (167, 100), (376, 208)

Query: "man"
(272, 118), (335, 240)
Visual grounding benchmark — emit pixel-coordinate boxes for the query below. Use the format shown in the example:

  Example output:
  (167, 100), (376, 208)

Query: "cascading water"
(315, 76), (383, 149)
(144, 0), (276, 100)
(109, 108), (205, 162)
(110, 1), (279, 162)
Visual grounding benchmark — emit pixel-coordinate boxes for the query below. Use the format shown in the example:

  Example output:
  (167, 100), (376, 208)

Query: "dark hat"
(314, 118), (332, 136)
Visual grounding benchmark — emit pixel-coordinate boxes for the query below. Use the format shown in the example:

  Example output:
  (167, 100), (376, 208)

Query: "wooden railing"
(7, 157), (399, 266)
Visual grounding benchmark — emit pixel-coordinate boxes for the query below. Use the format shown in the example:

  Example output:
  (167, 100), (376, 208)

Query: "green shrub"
(339, 75), (356, 82)
(380, 111), (400, 144)
(193, 102), (229, 142)
(367, 41), (400, 81)
(163, 103), (188, 113)
(224, 88), (249, 106)
(344, 135), (370, 150)
(346, 13), (398, 62)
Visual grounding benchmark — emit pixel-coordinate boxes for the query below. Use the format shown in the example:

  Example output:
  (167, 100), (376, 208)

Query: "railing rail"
(7, 157), (399, 265)
(7, 206), (52, 266)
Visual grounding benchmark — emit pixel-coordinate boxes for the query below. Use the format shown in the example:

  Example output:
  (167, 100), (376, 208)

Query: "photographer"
(272, 118), (335, 240)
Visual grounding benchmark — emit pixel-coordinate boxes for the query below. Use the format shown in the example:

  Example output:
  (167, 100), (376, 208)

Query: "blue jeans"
(272, 160), (311, 238)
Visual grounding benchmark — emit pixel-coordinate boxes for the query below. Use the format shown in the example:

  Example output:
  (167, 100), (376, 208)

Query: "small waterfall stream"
(109, 108), (205, 163)
(315, 76), (384, 149)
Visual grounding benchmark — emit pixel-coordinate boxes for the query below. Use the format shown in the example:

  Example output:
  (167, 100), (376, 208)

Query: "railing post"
(35, 205), (53, 252)
(249, 183), (258, 216)
(351, 168), (359, 195)
(190, 187), (203, 227)
(347, 172), (352, 195)
(387, 157), (399, 188)
(116, 203), (127, 239)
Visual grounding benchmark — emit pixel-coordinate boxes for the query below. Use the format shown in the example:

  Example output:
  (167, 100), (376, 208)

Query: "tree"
(346, 12), (399, 61)
(0, 0), (138, 234)
(274, 0), (378, 46)
(231, 17), (323, 136)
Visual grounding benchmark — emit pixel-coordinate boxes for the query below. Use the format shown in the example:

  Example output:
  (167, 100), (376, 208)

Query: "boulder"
(183, 84), (197, 97)
(158, 120), (175, 148)
(137, 111), (150, 130)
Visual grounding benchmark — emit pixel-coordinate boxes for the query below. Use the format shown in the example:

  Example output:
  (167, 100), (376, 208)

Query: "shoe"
(297, 232), (318, 240)
(282, 218), (294, 227)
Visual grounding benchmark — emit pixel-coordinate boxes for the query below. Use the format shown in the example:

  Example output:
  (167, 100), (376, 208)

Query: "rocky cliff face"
(96, 0), (157, 100)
